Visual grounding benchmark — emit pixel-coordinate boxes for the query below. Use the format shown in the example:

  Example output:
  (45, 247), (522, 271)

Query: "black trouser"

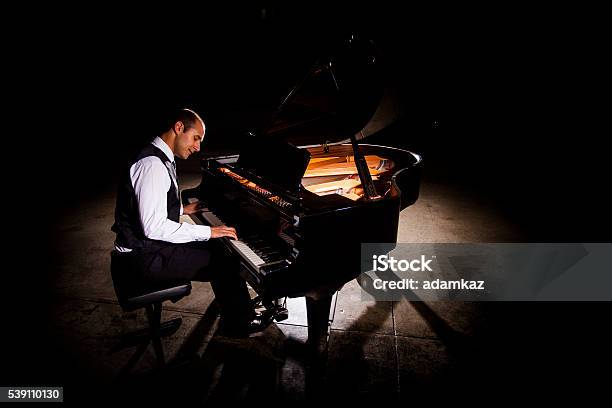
(111, 240), (253, 327)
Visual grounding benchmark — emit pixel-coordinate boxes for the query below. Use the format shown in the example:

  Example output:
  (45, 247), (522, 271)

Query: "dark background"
(4, 3), (611, 401)
(20, 3), (608, 240)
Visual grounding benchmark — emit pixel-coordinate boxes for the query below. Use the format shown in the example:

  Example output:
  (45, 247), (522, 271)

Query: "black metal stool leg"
(111, 283), (191, 375)
(146, 302), (166, 367)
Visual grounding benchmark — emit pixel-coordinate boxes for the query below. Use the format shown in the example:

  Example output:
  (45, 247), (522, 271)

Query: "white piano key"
(199, 211), (223, 226)
(199, 210), (267, 267)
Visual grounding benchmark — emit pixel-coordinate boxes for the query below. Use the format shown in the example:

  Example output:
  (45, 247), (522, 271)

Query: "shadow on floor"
(103, 272), (492, 403)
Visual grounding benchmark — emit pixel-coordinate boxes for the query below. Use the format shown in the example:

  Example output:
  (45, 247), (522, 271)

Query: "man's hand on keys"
(211, 226), (238, 240)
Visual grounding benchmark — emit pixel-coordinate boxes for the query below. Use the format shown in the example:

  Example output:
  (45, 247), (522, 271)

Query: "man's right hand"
(210, 226), (238, 240)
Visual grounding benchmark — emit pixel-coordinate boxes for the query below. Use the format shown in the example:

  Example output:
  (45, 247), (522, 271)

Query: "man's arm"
(131, 157), (211, 242)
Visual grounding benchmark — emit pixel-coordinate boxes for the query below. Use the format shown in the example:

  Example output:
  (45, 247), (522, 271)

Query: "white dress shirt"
(114, 137), (211, 252)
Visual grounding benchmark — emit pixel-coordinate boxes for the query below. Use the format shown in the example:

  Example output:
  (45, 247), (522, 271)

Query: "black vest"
(112, 144), (180, 249)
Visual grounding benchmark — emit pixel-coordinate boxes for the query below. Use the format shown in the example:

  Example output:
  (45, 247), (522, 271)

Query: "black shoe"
(246, 312), (274, 334)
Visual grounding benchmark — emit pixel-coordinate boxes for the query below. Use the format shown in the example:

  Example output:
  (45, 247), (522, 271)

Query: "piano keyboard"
(187, 205), (287, 273)
(198, 210), (266, 268)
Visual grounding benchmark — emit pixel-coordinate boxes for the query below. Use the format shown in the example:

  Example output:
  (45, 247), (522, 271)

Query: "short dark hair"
(166, 108), (200, 131)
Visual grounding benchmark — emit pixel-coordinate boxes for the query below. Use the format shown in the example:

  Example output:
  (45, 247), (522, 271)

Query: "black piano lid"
(258, 33), (384, 147)
(235, 33), (383, 194)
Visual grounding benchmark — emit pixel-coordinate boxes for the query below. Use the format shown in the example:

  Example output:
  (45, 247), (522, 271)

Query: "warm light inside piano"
(217, 167), (294, 209)
(218, 152), (395, 203)
(301, 153), (394, 201)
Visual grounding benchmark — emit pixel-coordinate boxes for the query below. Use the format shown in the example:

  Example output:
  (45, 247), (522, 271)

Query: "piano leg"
(305, 294), (333, 358)
(303, 294), (334, 397)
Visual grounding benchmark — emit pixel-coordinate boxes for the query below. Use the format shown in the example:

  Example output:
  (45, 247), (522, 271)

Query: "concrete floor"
(43, 168), (539, 403)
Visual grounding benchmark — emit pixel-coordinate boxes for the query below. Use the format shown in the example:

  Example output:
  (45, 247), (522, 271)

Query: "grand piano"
(182, 34), (422, 351)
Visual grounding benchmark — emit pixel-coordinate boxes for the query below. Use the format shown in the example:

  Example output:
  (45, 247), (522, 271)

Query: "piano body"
(183, 34), (422, 351)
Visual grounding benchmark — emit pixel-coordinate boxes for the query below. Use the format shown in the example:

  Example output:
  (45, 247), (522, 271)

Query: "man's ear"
(174, 121), (184, 134)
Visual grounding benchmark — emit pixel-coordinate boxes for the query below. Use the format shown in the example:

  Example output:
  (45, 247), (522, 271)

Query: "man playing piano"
(111, 108), (268, 337)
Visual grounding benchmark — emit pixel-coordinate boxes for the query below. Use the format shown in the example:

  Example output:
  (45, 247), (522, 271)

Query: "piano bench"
(112, 283), (192, 368)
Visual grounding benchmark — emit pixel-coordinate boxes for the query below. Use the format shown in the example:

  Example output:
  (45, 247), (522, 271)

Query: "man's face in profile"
(175, 120), (204, 159)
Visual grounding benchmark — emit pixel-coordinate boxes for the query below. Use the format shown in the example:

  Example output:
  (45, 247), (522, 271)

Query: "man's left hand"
(183, 201), (206, 215)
